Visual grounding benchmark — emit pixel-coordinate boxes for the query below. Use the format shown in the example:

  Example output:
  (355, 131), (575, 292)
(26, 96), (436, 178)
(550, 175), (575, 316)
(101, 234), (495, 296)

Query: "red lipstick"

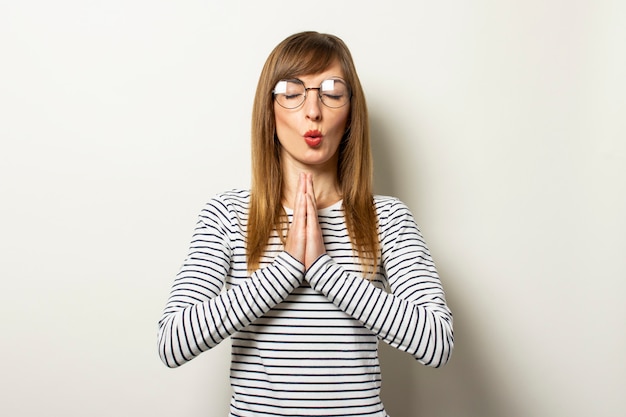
(304, 130), (322, 147)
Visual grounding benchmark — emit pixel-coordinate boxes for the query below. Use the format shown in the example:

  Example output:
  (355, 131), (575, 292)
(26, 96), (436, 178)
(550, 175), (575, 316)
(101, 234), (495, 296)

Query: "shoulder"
(374, 194), (413, 218)
(211, 189), (250, 209)
(373, 194), (419, 234)
(200, 189), (250, 220)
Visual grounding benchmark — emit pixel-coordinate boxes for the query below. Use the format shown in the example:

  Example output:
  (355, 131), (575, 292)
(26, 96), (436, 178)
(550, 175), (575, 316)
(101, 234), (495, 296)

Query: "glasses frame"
(272, 77), (352, 109)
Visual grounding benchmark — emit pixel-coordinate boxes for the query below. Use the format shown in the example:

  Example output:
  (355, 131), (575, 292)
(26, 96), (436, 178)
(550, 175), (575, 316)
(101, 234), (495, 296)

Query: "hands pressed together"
(284, 173), (326, 270)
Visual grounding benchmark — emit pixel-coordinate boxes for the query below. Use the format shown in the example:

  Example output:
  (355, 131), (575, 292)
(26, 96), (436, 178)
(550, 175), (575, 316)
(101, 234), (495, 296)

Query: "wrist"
(304, 254), (332, 287)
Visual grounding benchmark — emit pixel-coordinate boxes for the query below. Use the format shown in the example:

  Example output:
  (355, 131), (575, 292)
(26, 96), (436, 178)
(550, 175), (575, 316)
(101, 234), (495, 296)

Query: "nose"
(303, 88), (322, 121)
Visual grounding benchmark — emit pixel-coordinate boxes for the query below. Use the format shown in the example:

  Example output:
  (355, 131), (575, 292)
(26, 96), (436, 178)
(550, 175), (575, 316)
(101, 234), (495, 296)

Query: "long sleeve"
(305, 198), (453, 367)
(157, 195), (304, 368)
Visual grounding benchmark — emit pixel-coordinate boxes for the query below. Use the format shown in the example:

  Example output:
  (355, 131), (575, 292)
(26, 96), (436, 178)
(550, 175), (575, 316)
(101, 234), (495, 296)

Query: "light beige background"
(1, 1), (624, 416)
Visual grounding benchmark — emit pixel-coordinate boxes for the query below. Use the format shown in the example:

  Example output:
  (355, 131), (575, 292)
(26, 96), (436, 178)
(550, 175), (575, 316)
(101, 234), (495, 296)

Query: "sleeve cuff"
(275, 251), (306, 278)
(304, 253), (334, 288)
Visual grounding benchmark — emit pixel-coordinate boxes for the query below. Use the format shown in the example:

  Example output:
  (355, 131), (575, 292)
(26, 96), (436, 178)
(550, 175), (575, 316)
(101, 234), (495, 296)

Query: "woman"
(158, 31), (453, 417)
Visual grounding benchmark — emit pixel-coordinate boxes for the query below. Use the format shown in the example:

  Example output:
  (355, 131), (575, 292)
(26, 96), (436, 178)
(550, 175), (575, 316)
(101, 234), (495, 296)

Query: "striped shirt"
(158, 189), (453, 417)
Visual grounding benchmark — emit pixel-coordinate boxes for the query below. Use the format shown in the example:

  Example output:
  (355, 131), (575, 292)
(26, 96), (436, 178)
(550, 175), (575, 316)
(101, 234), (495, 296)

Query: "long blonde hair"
(248, 31), (379, 275)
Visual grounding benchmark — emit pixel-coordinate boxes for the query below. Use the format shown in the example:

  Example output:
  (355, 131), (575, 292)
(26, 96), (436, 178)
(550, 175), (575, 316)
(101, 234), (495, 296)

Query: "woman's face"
(274, 60), (350, 173)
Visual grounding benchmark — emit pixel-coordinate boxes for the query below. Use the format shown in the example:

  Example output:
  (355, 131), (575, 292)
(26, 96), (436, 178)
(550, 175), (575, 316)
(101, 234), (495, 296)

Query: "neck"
(282, 163), (342, 209)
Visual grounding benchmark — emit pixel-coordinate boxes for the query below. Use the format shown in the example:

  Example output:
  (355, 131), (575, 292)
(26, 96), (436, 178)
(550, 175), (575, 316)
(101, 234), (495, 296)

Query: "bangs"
(273, 35), (342, 80)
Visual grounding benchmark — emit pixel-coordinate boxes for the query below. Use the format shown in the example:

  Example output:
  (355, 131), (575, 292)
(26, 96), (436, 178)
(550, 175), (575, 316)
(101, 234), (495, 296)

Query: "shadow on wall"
(378, 281), (503, 417)
(371, 113), (503, 417)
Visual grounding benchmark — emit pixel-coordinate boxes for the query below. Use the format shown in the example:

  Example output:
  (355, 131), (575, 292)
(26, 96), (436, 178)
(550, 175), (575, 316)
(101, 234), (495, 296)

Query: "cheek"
(331, 109), (350, 133)
(274, 106), (294, 136)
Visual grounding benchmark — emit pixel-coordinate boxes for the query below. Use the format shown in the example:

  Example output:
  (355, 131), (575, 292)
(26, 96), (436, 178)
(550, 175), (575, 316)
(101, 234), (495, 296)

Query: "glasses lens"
(319, 79), (350, 108)
(273, 78), (351, 109)
(273, 80), (306, 109)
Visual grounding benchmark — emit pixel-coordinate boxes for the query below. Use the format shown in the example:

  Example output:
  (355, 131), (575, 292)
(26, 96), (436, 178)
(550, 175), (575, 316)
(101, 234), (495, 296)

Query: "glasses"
(273, 78), (351, 109)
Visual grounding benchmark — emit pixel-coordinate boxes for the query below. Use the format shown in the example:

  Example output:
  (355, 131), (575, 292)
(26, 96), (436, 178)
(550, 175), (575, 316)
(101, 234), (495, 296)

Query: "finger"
(290, 174), (305, 227)
(306, 192), (322, 233)
(305, 192), (325, 268)
(299, 172), (307, 196)
(292, 186), (307, 238)
(306, 173), (317, 208)
(285, 174), (307, 264)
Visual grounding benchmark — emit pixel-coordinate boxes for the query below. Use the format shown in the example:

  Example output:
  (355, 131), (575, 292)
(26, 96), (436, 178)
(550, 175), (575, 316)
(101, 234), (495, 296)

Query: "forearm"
(158, 252), (304, 368)
(306, 255), (453, 367)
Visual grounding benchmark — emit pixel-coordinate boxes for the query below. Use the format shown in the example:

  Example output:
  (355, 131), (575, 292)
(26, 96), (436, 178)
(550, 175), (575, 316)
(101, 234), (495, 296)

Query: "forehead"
(294, 60), (345, 85)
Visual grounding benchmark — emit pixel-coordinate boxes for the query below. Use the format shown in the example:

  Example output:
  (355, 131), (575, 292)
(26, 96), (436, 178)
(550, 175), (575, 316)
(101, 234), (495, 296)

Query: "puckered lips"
(304, 130), (322, 147)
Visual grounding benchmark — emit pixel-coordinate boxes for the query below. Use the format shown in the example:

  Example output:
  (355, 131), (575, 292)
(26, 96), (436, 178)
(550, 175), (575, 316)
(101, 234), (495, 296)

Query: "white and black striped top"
(158, 189), (453, 417)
